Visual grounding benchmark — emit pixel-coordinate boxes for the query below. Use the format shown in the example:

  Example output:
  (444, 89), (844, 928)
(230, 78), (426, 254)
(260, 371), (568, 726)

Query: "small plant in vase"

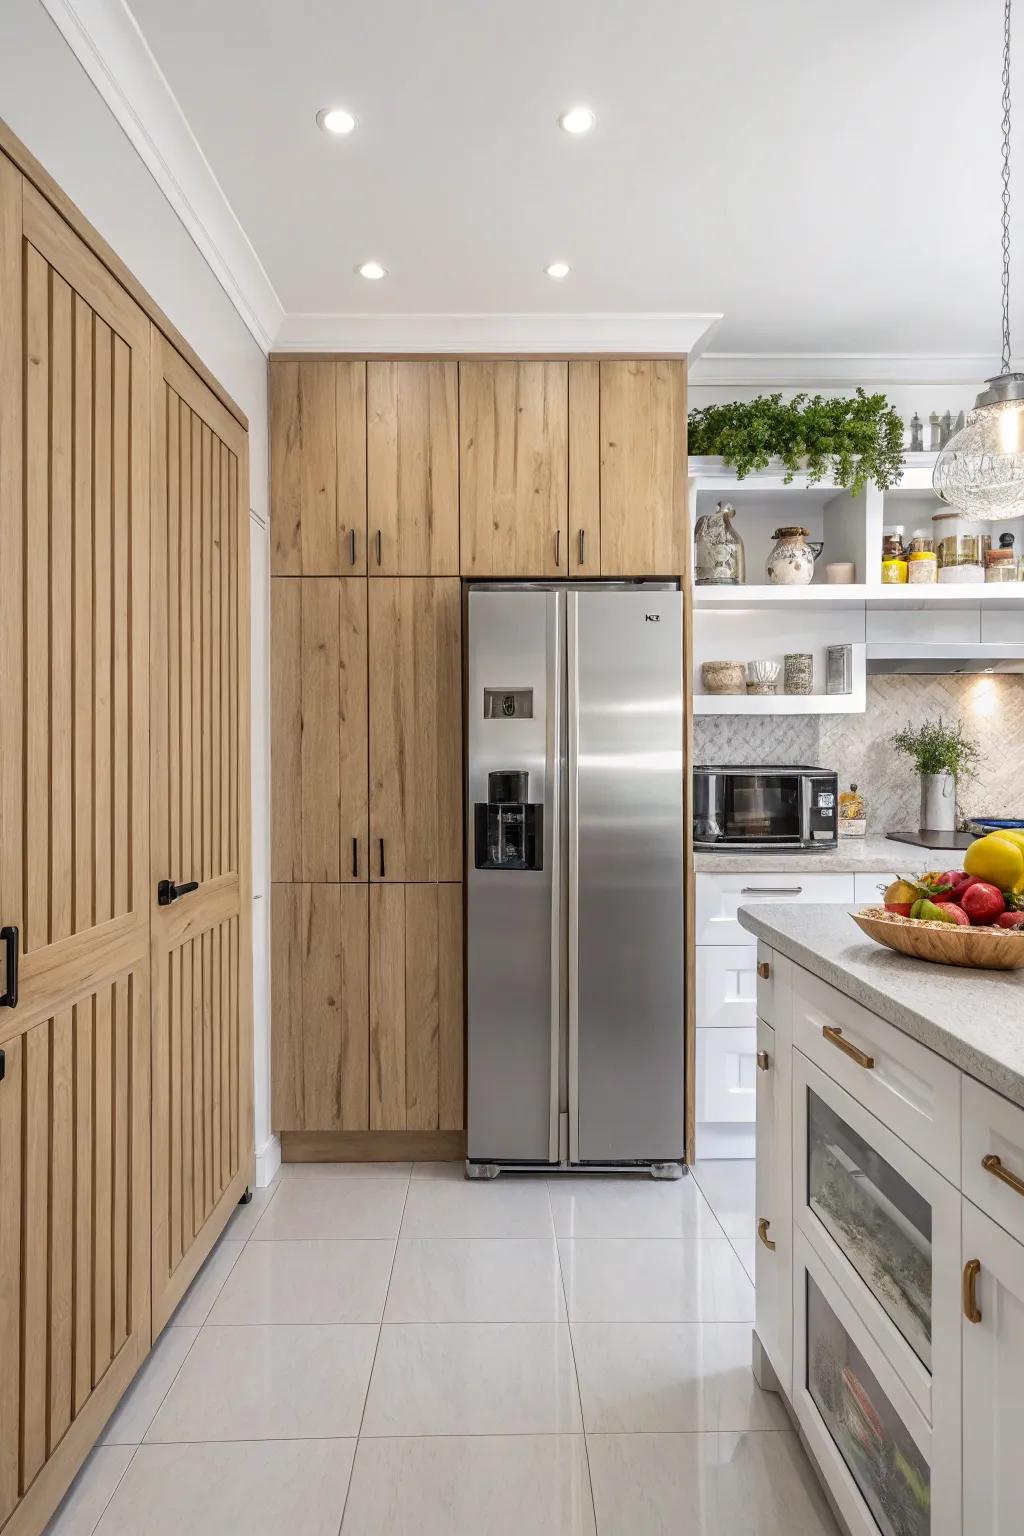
(890, 717), (982, 834)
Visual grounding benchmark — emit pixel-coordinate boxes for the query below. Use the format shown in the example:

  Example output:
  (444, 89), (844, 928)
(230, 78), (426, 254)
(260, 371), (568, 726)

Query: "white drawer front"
(696, 945), (757, 1029)
(696, 871), (855, 946)
(962, 1077), (1024, 1246)
(696, 1026), (757, 1125)
(792, 962), (961, 1183)
(854, 871), (899, 903)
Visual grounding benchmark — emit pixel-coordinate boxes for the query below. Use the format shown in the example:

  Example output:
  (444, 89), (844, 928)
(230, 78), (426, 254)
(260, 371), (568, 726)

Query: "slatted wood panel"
(459, 361), (568, 576)
(270, 579), (369, 883)
(270, 360), (366, 574)
(150, 332), (252, 1336)
(599, 360), (687, 575)
(367, 361), (459, 574)
(271, 884), (370, 1131)
(368, 578), (462, 883)
(568, 360), (601, 574)
(369, 883), (463, 1132)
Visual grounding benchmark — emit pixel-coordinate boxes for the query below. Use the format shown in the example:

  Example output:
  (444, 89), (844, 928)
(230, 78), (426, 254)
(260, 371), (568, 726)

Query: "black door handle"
(0, 926), (18, 1008)
(157, 878), (200, 907)
(379, 839), (386, 879)
(352, 838), (359, 878)
(349, 528), (357, 566)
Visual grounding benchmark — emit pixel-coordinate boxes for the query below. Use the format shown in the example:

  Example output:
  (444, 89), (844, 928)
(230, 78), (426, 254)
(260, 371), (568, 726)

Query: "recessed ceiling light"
(358, 260), (386, 281)
(317, 106), (356, 135)
(546, 261), (570, 279)
(559, 105), (595, 135)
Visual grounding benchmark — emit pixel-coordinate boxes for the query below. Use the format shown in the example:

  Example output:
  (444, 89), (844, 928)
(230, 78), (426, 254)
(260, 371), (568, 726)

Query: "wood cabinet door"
(568, 360), (601, 575)
(367, 361), (458, 574)
(369, 884), (463, 1132)
(368, 579), (462, 883)
(0, 169), (152, 1536)
(270, 359), (366, 574)
(962, 1200), (1024, 1536)
(600, 360), (686, 575)
(459, 361), (568, 576)
(149, 332), (253, 1335)
(271, 578), (369, 882)
(271, 884), (369, 1132)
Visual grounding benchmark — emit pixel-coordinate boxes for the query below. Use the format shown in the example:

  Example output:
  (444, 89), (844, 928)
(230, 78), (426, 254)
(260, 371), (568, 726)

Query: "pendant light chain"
(1001, 0), (1013, 374)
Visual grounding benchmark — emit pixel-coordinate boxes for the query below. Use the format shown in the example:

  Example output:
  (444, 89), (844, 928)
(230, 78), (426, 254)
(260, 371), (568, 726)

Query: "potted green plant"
(687, 388), (905, 495)
(890, 717), (982, 833)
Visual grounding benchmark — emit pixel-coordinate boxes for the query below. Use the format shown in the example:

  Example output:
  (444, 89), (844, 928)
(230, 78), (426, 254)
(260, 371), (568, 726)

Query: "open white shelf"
(693, 583), (1022, 607)
(694, 690), (865, 716)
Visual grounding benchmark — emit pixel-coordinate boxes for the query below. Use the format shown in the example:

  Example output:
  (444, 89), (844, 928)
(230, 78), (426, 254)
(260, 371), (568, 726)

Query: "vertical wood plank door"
(270, 579), (369, 883)
(270, 359), (366, 575)
(459, 361), (568, 576)
(369, 884), (463, 1132)
(0, 171), (152, 1536)
(568, 360), (601, 575)
(368, 579), (462, 884)
(367, 360), (459, 574)
(150, 331), (253, 1336)
(599, 360), (687, 575)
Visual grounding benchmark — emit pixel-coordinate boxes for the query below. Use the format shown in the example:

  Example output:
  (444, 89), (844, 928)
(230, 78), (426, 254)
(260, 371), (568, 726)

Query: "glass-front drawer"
(807, 1271), (931, 1536)
(807, 1086), (932, 1368)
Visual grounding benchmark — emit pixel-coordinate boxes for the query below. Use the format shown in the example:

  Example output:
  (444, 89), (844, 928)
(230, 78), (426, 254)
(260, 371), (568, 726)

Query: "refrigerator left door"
(466, 588), (563, 1164)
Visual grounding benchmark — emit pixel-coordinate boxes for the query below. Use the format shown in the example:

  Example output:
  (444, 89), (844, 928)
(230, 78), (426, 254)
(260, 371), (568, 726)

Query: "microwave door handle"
(799, 777), (811, 845)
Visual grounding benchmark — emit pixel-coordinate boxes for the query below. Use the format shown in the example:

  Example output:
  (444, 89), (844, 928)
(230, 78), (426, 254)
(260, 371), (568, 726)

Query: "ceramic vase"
(766, 526), (824, 585)
(920, 771), (956, 833)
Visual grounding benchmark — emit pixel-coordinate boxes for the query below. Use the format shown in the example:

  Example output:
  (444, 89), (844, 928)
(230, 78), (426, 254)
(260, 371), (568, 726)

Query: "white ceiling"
(122, 0), (1018, 360)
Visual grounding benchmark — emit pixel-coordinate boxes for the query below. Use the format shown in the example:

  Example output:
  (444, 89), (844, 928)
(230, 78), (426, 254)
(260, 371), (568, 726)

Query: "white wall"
(1, 0), (276, 1183)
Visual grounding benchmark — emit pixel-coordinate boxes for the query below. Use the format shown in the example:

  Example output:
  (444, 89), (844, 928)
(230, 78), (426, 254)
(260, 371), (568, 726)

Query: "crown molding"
(273, 311), (723, 357)
(39, 0), (284, 352)
(688, 353), (1002, 387)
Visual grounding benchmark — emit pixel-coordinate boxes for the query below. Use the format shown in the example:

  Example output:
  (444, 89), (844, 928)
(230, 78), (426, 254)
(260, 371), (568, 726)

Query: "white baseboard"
(254, 1133), (282, 1188)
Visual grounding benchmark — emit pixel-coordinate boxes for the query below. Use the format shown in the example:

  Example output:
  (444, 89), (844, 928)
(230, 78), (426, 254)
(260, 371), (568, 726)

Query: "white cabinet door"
(962, 1199), (1024, 1536)
(696, 871), (855, 946)
(697, 1027), (757, 1124)
(696, 945), (757, 1029)
(962, 1076), (1024, 1248)
(755, 1017), (792, 1394)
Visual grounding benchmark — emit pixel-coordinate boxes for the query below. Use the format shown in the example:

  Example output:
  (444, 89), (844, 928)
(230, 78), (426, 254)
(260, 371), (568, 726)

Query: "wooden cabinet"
(270, 359), (366, 574)
(271, 578), (369, 882)
(368, 578), (462, 882)
(369, 883), (463, 1132)
(600, 360), (686, 575)
(367, 361), (459, 574)
(271, 884), (369, 1132)
(568, 360), (601, 575)
(962, 1199), (1024, 1535)
(459, 361), (568, 576)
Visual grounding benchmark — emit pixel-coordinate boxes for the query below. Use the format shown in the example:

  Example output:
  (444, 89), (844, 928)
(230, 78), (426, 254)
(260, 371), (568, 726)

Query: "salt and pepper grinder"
(909, 412), (924, 452)
(940, 410), (953, 446)
(928, 412), (942, 451)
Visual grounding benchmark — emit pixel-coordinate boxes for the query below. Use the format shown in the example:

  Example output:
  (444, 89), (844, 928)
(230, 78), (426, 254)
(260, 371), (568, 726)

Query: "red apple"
(960, 882), (1007, 925)
(936, 869), (965, 887)
(996, 911), (1024, 929)
(934, 901), (971, 927)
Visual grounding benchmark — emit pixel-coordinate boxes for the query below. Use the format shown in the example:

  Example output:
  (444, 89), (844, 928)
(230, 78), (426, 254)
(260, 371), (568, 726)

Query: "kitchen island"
(739, 900), (1024, 1536)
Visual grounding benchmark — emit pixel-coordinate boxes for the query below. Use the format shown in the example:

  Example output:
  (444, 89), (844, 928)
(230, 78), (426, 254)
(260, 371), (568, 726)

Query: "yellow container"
(881, 557), (908, 584)
(908, 550), (938, 584)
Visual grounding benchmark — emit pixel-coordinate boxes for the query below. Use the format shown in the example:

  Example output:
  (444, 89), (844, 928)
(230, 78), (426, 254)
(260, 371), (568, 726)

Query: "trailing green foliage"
(890, 717), (982, 781)
(688, 388), (905, 495)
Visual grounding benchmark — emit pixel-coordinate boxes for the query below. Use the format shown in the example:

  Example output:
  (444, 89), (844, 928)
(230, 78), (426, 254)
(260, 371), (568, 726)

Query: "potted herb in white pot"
(890, 717), (982, 833)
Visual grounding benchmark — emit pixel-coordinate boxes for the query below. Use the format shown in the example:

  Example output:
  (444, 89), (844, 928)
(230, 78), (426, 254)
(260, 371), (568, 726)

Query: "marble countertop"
(694, 835), (930, 875)
(737, 902), (1024, 1109)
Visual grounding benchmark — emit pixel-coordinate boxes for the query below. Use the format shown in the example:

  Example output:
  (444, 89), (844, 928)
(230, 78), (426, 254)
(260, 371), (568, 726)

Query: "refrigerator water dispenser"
(474, 769), (542, 871)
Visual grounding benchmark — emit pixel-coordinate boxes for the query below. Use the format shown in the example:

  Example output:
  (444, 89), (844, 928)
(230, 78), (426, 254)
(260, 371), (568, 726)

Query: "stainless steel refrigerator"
(466, 582), (685, 1178)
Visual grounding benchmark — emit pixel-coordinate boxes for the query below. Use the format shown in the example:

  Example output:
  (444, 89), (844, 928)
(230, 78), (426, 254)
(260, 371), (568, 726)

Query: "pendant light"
(933, 0), (1024, 519)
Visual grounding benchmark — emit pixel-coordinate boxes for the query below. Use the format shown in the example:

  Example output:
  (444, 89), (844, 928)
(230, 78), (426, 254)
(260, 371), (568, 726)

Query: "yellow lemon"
(964, 832), (1024, 892)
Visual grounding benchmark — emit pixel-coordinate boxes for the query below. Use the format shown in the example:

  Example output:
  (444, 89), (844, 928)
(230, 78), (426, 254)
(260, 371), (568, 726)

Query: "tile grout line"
(66, 1444), (139, 1536)
(548, 1180), (601, 1534)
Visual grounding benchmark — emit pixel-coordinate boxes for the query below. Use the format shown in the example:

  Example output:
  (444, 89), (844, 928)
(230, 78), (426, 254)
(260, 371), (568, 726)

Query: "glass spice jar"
(908, 549), (938, 584)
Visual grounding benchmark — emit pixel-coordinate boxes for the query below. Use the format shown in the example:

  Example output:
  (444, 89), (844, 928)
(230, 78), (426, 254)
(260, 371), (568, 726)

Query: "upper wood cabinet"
(459, 361), (568, 576)
(367, 361), (459, 574)
(368, 578), (462, 883)
(599, 360), (687, 575)
(271, 577), (369, 883)
(568, 360), (601, 575)
(270, 359), (367, 574)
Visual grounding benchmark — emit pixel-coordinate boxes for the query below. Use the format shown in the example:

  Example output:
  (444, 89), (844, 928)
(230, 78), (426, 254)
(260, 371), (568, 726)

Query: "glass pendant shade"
(932, 374), (1024, 519)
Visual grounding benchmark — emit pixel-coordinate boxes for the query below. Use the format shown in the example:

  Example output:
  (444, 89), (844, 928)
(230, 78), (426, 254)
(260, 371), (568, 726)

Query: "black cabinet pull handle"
(0, 926), (18, 1009)
(375, 529), (382, 566)
(578, 529), (585, 566)
(379, 839), (386, 879)
(157, 878), (200, 907)
(554, 529), (561, 567)
(349, 528), (357, 566)
(352, 838), (359, 878)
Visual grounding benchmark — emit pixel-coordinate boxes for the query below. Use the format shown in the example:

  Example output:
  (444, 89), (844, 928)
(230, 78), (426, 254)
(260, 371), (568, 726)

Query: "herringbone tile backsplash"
(695, 674), (1024, 832)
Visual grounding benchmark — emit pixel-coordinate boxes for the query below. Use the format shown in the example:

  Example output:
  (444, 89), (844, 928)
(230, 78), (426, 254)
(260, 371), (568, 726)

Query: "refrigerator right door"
(570, 588), (685, 1163)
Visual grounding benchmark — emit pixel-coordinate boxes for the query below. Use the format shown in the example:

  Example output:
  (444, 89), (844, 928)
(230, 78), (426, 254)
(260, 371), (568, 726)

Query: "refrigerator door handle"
(566, 591), (580, 1165)
(546, 589), (563, 1164)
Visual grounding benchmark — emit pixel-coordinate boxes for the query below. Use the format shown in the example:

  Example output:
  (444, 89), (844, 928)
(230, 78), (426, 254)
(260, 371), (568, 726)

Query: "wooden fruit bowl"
(852, 906), (1024, 971)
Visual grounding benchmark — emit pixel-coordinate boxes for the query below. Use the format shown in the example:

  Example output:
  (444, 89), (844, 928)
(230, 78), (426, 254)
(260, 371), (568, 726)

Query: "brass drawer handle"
(757, 961), (770, 980)
(756, 1049), (770, 1072)
(963, 1258), (982, 1323)
(823, 1026), (874, 1070)
(982, 1153), (1024, 1199)
(757, 1217), (776, 1251)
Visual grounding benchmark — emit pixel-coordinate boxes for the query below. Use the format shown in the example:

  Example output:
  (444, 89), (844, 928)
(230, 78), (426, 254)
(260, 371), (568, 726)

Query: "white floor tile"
(362, 1323), (583, 1436)
(400, 1177), (554, 1238)
(100, 1328), (199, 1445)
(145, 1324), (378, 1442)
(252, 1177), (408, 1240)
(586, 1431), (839, 1536)
(169, 1240), (245, 1326)
(690, 1160), (756, 1241)
(92, 1440), (355, 1536)
(44, 1446), (135, 1536)
(384, 1239), (566, 1322)
(733, 1237), (756, 1282)
(341, 1435), (596, 1536)
(411, 1160), (466, 1179)
(558, 1239), (754, 1323)
(208, 1239), (395, 1324)
(547, 1176), (723, 1239)
(278, 1160), (412, 1179)
(221, 1181), (279, 1242)
(571, 1323), (788, 1433)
